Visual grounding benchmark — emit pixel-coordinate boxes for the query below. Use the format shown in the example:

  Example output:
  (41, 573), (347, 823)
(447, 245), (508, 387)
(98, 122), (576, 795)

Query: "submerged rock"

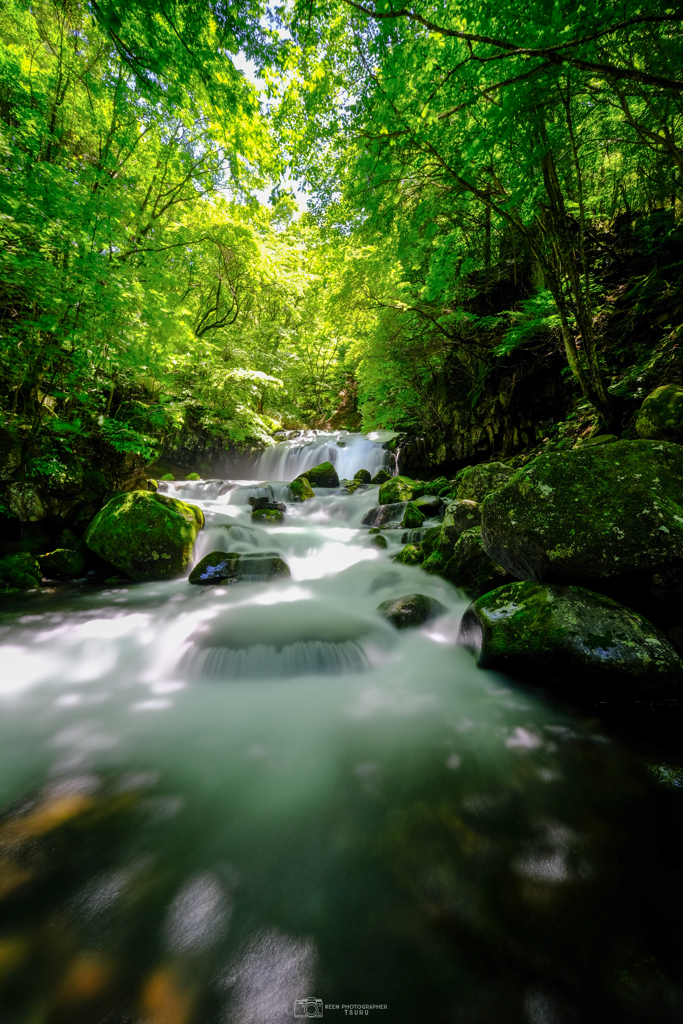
(379, 475), (423, 505)
(38, 548), (85, 578)
(85, 490), (204, 582)
(296, 461), (339, 488)
(636, 384), (683, 442)
(189, 550), (290, 585)
(354, 468), (372, 484)
(456, 462), (513, 503)
(0, 552), (42, 590)
(378, 593), (447, 629)
(251, 508), (285, 524)
(289, 477), (315, 502)
(361, 502), (409, 529)
(371, 468), (392, 485)
(458, 581), (683, 695)
(481, 440), (683, 600)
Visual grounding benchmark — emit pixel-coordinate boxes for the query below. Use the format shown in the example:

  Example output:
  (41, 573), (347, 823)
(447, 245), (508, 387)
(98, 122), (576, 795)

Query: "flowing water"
(0, 434), (681, 1024)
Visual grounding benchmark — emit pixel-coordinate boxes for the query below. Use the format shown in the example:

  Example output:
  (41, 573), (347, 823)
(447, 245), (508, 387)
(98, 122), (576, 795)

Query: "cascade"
(255, 429), (396, 481)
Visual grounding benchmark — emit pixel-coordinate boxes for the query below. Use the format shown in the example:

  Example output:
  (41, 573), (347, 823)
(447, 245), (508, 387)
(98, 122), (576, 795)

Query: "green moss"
(371, 533), (388, 549)
(354, 468), (372, 484)
(0, 552), (42, 590)
(251, 507), (285, 524)
(289, 477), (315, 501)
(401, 502), (426, 529)
(296, 461), (339, 487)
(456, 462), (513, 502)
(393, 543), (423, 566)
(185, 472), (201, 481)
(378, 475), (423, 504)
(636, 384), (683, 442)
(371, 469), (392, 485)
(38, 548), (85, 578)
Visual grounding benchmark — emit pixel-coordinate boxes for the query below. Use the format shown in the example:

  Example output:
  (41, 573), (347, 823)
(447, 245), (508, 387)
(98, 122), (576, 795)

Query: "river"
(0, 431), (681, 1024)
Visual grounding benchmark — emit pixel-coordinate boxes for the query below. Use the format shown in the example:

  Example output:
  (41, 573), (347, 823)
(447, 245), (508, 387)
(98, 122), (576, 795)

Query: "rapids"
(0, 433), (681, 1023)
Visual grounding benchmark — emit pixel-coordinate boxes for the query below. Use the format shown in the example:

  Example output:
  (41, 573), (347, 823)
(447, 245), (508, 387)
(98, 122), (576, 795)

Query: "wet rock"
(421, 500), (481, 575)
(394, 544), (424, 566)
(289, 477), (315, 502)
(296, 461), (339, 488)
(456, 462), (513, 503)
(378, 593), (447, 629)
(458, 581), (683, 695)
(401, 503), (426, 529)
(411, 494), (443, 517)
(636, 384), (683, 442)
(371, 469), (392, 485)
(147, 479), (158, 492)
(361, 502), (409, 529)
(481, 440), (683, 600)
(38, 548), (86, 578)
(354, 469), (372, 484)
(248, 497), (286, 513)
(189, 551), (290, 585)
(443, 527), (511, 598)
(251, 508), (285, 524)
(378, 475), (424, 505)
(371, 534), (388, 549)
(186, 472), (201, 480)
(85, 490), (204, 582)
(341, 479), (362, 494)
(0, 552), (42, 590)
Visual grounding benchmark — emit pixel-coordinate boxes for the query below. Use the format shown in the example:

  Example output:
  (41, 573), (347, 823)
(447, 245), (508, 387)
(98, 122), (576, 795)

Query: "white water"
(0, 436), (677, 1023)
(255, 430), (396, 481)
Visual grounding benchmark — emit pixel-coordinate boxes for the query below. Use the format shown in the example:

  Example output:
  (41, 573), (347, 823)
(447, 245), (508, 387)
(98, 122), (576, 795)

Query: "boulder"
(394, 544), (424, 566)
(458, 581), (683, 696)
(370, 534), (388, 549)
(439, 500), (481, 552)
(378, 593), (447, 629)
(38, 548), (85, 578)
(289, 477), (315, 502)
(295, 461), (339, 488)
(189, 551), (290, 585)
(444, 527), (510, 598)
(378, 475), (423, 505)
(85, 490), (204, 582)
(186, 472), (201, 481)
(354, 469), (372, 484)
(0, 552), (42, 590)
(456, 462), (513, 503)
(401, 503), (426, 529)
(361, 502), (409, 528)
(481, 440), (683, 600)
(371, 469), (392, 485)
(411, 494), (443, 517)
(251, 508), (285, 524)
(249, 497), (286, 513)
(636, 384), (683, 442)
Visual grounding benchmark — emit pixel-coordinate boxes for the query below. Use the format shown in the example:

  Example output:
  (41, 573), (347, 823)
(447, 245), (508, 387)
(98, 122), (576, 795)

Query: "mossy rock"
(361, 502), (409, 528)
(0, 552), (42, 590)
(443, 527), (510, 598)
(371, 469), (392, 485)
(38, 548), (85, 578)
(147, 479), (158, 493)
(295, 461), (339, 488)
(378, 475), (423, 505)
(439, 500), (481, 557)
(456, 462), (513, 503)
(481, 440), (683, 600)
(354, 468), (372, 484)
(189, 550), (290, 585)
(289, 477), (315, 502)
(421, 526), (443, 559)
(185, 472), (201, 481)
(85, 490), (204, 582)
(401, 502), (426, 529)
(251, 507), (285, 524)
(458, 581), (683, 696)
(378, 593), (446, 629)
(394, 543), (424, 566)
(411, 494), (443, 517)
(160, 473), (174, 481)
(636, 384), (683, 442)
(421, 551), (449, 576)
(429, 476), (449, 494)
(371, 533), (388, 549)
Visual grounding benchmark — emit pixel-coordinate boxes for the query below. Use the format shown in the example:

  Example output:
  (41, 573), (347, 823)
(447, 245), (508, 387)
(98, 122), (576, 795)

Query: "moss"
(354, 468), (372, 484)
(456, 462), (513, 502)
(0, 552), (42, 590)
(422, 551), (448, 575)
(251, 508), (285, 524)
(38, 548), (85, 578)
(378, 475), (424, 504)
(371, 469), (392, 485)
(289, 477), (315, 502)
(296, 461), (339, 487)
(185, 472), (201, 481)
(421, 526), (442, 558)
(85, 490), (204, 582)
(636, 384), (683, 442)
(444, 527), (510, 598)
(394, 543), (424, 566)
(371, 533), (388, 549)
(160, 473), (174, 481)
(401, 502), (426, 529)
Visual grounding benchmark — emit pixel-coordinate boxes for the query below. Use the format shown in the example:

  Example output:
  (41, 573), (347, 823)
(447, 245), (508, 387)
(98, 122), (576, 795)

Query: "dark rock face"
(248, 497), (287, 512)
(354, 469), (372, 484)
(371, 469), (392, 485)
(636, 384), (683, 442)
(0, 552), (42, 590)
(361, 502), (409, 529)
(378, 593), (447, 629)
(458, 581), (683, 696)
(480, 440), (683, 601)
(456, 461), (513, 502)
(296, 461), (340, 488)
(189, 551), (290, 585)
(444, 527), (511, 598)
(38, 548), (85, 578)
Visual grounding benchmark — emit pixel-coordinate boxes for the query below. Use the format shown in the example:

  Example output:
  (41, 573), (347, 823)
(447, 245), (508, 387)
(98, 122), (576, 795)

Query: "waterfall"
(255, 430), (396, 481)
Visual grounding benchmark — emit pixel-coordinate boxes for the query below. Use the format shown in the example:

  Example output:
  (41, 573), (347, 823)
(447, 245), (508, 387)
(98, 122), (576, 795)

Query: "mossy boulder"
(296, 461), (339, 488)
(370, 533), (388, 549)
(0, 552), (42, 590)
(378, 475), (423, 505)
(481, 440), (683, 600)
(189, 550), (290, 585)
(439, 500), (481, 555)
(38, 548), (85, 578)
(371, 468), (392, 485)
(444, 527), (510, 598)
(458, 581), (683, 696)
(185, 472), (201, 481)
(85, 490), (204, 582)
(401, 502), (426, 529)
(394, 544), (424, 566)
(354, 468), (372, 484)
(411, 494), (443, 517)
(378, 593), (447, 629)
(251, 507), (285, 524)
(456, 462), (513, 503)
(635, 385), (683, 442)
(361, 502), (409, 528)
(289, 477), (315, 502)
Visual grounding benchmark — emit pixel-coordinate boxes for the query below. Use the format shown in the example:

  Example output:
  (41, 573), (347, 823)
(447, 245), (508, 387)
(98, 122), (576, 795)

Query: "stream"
(0, 432), (681, 1024)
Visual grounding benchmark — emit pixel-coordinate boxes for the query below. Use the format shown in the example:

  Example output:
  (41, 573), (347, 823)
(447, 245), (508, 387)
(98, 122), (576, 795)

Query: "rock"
(458, 581), (683, 696)
(361, 502), (409, 528)
(147, 479), (158, 492)
(189, 551), (291, 585)
(636, 384), (683, 442)
(354, 469), (372, 484)
(378, 475), (424, 505)
(440, 500), (481, 552)
(289, 478), (315, 502)
(251, 508), (285, 524)
(56, 528), (84, 551)
(573, 434), (618, 449)
(378, 593), (447, 629)
(411, 494), (443, 517)
(401, 529), (427, 544)
(481, 440), (683, 600)
(341, 479), (362, 494)
(371, 534), (388, 549)
(429, 476), (449, 494)
(401, 502), (426, 529)
(443, 527), (510, 598)
(0, 552), (42, 590)
(248, 497), (286, 513)
(371, 469), (392, 485)
(394, 544), (424, 566)
(295, 461), (339, 488)
(456, 462), (513, 502)
(38, 548), (86, 578)
(186, 472), (201, 481)
(85, 490), (204, 582)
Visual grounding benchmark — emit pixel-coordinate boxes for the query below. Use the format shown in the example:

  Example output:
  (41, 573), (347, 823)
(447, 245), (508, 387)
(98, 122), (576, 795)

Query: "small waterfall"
(255, 431), (396, 481)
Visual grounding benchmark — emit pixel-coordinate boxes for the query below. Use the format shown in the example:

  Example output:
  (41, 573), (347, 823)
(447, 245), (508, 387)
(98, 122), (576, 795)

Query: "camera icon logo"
(294, 997), (323, 1017)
